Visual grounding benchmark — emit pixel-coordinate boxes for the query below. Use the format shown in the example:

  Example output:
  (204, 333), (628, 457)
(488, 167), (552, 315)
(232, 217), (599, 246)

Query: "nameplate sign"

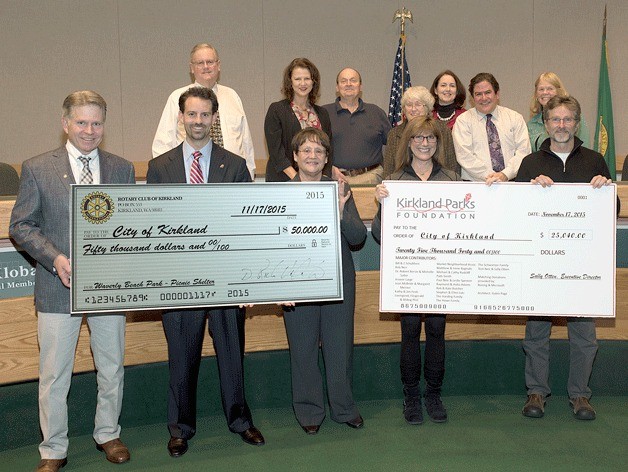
(0, 245), (36, 299)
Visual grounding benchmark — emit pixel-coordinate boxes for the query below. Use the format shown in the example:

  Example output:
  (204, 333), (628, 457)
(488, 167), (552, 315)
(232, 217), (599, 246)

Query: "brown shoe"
(239, 426), (265, 446)
(522, 394), (545, 418)
(96, 438), (131, 463)
(570, 397), (596, 420)
(36, 458), (67, 472)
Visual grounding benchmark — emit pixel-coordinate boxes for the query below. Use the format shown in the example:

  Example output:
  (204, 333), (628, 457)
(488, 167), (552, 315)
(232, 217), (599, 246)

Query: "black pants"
(162, 307), (252, 439)
(400, 314), (446, 398)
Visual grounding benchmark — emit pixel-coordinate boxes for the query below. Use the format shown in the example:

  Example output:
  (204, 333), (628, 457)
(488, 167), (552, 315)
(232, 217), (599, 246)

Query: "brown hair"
(542, 95), (581, 123)
(281, 58), (321, 103)
(430, 70), (466, 109)
(291, 127), (331, 155)
(395, 116), (444, 172)
(468, 72), (499, 97)
(62, 91), (107, 120)
(178, 86), (218, 114)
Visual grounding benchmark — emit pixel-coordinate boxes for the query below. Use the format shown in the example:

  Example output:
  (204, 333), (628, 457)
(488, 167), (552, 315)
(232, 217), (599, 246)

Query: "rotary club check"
(379, 181), (616, 317)
(71, 183), (343, 313)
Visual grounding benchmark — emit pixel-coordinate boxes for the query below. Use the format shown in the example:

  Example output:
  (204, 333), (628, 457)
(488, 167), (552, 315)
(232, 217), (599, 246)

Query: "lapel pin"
(220, 164), (225, 169)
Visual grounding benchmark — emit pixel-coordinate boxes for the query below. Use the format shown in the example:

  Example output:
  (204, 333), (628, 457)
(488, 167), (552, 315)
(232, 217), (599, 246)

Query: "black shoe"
(345, 415), (364, 429)
(239, 426), (265, 446)
(403, 397), (423, 425)
(302, 425), (320, 435)
(424, 395), (448, 423)
(570, 397), (596, 420)
(167, 437), (188, 458)
(522, 394), (545, 418)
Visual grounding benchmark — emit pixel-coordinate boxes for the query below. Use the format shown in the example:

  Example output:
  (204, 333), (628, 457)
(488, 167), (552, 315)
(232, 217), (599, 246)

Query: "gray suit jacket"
(147, 142), (252, 184)
(9, 146), (135, 313)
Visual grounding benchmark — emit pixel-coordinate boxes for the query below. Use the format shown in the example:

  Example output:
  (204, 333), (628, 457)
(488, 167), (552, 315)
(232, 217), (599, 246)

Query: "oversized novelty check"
(71, 183), (343, 313)
(379, 181), (616, 317)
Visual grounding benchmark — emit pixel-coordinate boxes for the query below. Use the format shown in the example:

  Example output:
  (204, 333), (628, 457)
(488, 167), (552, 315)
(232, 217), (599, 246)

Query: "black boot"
(424, 386), (447, 423)
(402, 386), (423, 425)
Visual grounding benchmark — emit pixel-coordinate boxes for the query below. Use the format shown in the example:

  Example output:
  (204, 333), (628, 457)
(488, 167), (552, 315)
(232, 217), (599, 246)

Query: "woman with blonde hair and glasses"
(372, 116), (460, 426)
(528, 72), (590, 152)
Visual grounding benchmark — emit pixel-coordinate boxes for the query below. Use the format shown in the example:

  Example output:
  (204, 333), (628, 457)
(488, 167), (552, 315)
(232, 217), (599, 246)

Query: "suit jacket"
(9, 146), (135, 313)
(147, 142), (252, 184)
(264, 99), (333, 182)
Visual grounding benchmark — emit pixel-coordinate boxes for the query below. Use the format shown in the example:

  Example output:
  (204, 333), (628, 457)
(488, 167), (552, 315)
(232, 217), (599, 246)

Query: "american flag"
(388, 36), (412, 127)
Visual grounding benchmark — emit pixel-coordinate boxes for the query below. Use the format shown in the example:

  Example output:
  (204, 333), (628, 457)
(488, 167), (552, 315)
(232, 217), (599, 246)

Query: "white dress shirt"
(152, 82), (255, 178)
(66, 141), (100, 184)
(453, 105), (531, 181)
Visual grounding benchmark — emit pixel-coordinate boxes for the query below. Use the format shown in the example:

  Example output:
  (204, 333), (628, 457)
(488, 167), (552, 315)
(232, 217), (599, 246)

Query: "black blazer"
(147, 142), (252, 184)
(264, 99), (333, 182)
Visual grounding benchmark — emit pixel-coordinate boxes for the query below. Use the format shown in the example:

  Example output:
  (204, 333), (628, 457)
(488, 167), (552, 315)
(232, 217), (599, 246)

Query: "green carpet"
(2, 341), (627, 454)
(1, 396), (626, 471)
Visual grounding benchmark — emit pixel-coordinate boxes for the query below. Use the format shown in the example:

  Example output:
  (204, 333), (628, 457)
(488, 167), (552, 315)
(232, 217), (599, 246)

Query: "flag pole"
(594, 4), (616, 179)
(393, 8), (413, 96)
(388, 8), (413, 127)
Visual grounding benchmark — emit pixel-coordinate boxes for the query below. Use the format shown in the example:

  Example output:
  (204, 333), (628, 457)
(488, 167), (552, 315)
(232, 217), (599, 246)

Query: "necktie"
(486, 114), (505, 173)
(209, 111), (224, 147)
(78, 156), (93, 184)
(190, 151), (204, 184)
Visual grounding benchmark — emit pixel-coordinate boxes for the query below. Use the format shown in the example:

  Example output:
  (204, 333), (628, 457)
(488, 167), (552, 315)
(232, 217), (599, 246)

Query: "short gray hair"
(401, 86), (435, 113)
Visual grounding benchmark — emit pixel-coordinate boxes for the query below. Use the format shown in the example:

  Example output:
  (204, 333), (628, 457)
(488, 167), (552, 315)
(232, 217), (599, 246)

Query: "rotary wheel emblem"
(81, 192), (114, 224)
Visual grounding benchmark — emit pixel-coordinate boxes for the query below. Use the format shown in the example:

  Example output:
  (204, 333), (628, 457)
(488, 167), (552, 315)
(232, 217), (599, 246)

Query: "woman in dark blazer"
(282, 127), (366, 434)
(264, 58), (332, 181)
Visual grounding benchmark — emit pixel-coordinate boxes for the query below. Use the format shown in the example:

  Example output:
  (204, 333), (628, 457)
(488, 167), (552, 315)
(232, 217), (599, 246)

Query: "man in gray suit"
(147, 86), (264, 458)
(10, 91), (135, 472)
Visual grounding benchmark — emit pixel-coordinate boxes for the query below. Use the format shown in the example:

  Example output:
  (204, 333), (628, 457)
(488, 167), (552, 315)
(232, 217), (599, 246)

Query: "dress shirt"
(182, 141), (212, 184)
(152, 82), (255, 178)
(66, 141), (100, 184)
(453, 105), (530, 181)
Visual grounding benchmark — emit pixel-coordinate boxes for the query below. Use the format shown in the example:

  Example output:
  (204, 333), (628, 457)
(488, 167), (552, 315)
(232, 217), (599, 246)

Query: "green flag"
(593, 6), (616, 179)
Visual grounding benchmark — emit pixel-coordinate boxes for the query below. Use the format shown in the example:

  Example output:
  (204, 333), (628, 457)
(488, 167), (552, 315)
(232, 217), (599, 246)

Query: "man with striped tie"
(147, 86), (262, 458)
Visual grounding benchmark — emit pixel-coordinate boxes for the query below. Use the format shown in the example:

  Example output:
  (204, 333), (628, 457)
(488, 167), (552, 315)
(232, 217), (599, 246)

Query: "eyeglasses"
(405, 102), (426, 110)
(192, 59), (219, 67)
(547, 117), (577, 125)
(411, 135), (437, 143)
(298, 148), (326, 157)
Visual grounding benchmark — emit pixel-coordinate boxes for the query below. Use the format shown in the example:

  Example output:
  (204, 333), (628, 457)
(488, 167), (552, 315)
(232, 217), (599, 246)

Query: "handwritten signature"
(240, 258), (326, 281)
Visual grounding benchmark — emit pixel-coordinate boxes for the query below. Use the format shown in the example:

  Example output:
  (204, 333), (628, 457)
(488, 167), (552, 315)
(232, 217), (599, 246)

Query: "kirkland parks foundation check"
(379, 181), (616, 317)
(71, 183), (343, 313)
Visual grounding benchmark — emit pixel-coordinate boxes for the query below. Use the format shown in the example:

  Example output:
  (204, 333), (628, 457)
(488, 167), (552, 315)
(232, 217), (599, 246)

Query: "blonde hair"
(529, 72), (568, 116)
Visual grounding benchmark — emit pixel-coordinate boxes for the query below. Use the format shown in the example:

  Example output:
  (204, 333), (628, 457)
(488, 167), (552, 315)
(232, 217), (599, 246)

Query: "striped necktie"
(190, 151), (204, 184)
